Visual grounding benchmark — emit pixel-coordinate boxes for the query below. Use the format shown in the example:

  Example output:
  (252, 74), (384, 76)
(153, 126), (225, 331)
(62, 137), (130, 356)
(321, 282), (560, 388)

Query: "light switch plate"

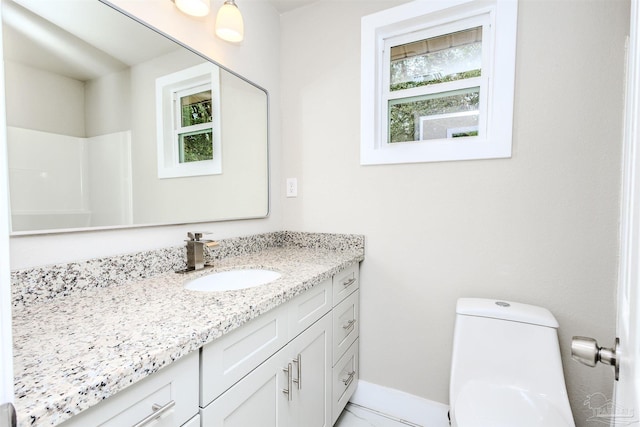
(286, 178), (298, 198)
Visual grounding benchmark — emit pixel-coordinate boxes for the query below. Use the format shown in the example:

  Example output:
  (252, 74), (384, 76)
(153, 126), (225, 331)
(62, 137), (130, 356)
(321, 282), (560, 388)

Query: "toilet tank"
(449, 298), (573, 426)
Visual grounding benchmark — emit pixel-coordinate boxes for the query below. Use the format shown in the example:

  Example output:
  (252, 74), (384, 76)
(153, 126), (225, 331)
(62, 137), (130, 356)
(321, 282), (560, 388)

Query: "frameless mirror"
(2, 0), (269, 234)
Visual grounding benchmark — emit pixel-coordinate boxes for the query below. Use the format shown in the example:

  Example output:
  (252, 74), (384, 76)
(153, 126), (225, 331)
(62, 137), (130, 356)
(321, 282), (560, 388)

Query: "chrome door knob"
(571, 336), (619, 380)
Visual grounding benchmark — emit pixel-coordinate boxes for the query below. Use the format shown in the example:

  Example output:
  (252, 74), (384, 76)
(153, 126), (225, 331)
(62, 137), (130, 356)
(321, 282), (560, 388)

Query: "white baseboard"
(349, 380), (450, 426)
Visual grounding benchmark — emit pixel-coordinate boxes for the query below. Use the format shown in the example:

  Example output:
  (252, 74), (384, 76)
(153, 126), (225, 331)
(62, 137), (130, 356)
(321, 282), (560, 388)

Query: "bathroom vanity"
(10, 232), (363, 426)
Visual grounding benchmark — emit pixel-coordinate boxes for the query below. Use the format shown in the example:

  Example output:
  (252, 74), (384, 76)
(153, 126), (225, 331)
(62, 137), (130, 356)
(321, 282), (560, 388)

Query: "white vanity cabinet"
(59, 350), (199, 427)
(199, 278), (332, 405)
(199, 278), (333, 426)
(199, 264), (360, 427)
(331, 263), (360, 424)
(200, 313), (332, 427)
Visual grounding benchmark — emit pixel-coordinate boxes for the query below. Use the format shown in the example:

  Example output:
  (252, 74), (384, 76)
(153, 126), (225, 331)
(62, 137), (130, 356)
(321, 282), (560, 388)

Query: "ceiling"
(269, 0), (318, 13)
(4, 0), (179, 81)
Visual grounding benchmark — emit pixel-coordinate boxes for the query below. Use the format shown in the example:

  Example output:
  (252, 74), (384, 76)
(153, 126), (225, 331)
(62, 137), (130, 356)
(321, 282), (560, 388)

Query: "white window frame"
(361, 0), (518, 165)
(156, 62), (222, 179)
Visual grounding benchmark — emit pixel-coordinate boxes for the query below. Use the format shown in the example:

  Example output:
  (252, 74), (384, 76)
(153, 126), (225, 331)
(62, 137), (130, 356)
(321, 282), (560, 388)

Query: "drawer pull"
(132, 400), (175, 427)
(342, 319), (356, 330)
(342, 277), (357, 288)
(342, 371), (356, 388)
(282, 363), (293, 401)
(292, 354), (302, 390)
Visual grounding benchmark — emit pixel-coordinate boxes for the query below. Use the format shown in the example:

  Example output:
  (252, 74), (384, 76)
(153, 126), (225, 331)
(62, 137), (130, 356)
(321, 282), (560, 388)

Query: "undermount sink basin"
(184, 269), (281, 292)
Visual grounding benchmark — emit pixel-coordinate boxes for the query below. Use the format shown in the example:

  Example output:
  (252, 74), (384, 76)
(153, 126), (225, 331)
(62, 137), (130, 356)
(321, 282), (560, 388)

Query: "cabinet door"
(290, 313), (332, 427)
(200, 348), (290, 427)
(200, 303), (288, 406)
(201, 313), (333, 427)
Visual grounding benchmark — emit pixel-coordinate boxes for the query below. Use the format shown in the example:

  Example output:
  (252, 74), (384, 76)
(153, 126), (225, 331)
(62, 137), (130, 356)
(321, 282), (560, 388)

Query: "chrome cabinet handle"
(282, 363), (293, 401)
(342, 277), (356, 288)
(342, 371), (356, 388)
(342, 319), (356, 330)
(292, 354), (302, 390)
(132, 400), (175, 427)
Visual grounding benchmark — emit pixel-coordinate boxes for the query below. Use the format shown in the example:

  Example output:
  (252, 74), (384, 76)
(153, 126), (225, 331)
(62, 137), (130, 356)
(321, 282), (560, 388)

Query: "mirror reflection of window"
(156, 62), (222, 179)
(176, 87), (214, 163)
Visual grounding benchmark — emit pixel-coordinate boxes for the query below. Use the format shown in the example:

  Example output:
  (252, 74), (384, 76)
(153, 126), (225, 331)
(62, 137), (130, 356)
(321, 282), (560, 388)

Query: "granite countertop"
(11, 233), (364, 426)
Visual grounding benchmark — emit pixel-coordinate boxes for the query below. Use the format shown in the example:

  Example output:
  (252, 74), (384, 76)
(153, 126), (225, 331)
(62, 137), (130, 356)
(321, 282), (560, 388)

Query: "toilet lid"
(453, 382), (574, 427)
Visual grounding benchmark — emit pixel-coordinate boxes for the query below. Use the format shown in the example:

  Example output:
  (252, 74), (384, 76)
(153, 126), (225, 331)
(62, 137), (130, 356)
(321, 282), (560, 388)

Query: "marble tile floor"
(335, 403), (425, 427)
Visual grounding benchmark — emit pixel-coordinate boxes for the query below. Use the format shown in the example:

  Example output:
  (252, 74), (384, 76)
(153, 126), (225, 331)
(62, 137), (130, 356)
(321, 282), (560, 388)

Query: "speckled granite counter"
(11, 231), (364, 426)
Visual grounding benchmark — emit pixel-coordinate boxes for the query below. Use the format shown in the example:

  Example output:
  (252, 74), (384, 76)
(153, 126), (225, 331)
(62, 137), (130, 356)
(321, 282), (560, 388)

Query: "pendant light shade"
(215, 0), (244, 42)
(175, 0), (210, 17)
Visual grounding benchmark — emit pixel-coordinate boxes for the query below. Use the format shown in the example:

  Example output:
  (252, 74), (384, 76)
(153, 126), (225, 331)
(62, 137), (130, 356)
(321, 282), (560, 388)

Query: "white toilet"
(449, 298), (575, 427)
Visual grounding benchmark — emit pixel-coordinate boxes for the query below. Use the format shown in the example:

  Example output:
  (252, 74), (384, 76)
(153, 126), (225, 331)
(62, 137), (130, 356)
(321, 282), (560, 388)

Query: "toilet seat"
(453, 381), (574, 427)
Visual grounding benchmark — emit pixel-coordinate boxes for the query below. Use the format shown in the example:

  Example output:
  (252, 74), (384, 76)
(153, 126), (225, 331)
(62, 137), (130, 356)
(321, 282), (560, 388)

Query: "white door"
(574, 1), (640, 423)
(614, 0), (640, 423)
(0, 1), (15, 424)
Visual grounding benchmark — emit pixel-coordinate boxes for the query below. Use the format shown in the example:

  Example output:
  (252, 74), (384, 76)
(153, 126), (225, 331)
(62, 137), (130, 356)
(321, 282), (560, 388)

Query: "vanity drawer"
(200, 303), (288, 406)
(288, 278), (332, 338)
(332, 289), (359, 363)
(332, 339), (359, 424)
(332, 263), (359, 305)
(60, 351), (199, 427)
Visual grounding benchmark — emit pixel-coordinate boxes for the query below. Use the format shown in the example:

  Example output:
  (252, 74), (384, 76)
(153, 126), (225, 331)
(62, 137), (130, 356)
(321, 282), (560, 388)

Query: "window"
(176, 85), (213, 163)
(156, 63), (222, 178)
(361, 0), (518, 165)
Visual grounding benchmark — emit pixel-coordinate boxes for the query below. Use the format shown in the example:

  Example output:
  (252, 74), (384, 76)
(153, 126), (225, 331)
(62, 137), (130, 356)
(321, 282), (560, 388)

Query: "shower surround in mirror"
(2, 0), (269, 234)
(8, 128), (133, 231)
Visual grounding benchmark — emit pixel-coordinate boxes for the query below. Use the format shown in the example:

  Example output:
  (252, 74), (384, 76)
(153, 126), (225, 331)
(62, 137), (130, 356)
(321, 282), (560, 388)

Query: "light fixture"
(175, 0), (210, 17)
(215, 0), (244, 43)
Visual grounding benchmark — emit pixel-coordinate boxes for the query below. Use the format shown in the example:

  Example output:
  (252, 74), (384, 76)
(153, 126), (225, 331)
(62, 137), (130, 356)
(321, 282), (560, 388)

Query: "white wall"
(9, 0), (283, 268)
(4, 61), (85, 137)
(85, 68), (131, 137)
(280, 0), (628, 425)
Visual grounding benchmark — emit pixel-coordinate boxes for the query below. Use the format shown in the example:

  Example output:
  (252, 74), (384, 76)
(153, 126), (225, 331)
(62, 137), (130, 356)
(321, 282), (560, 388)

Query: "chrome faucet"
(184, 232), (218, 271)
